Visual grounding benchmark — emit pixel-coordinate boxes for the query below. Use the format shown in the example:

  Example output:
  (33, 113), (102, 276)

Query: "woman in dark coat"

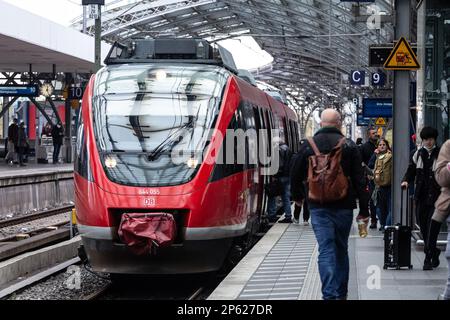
(401, 126), (441, 270)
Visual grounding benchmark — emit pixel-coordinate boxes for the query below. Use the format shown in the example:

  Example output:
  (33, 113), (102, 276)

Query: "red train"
(74, 39), (299, 274)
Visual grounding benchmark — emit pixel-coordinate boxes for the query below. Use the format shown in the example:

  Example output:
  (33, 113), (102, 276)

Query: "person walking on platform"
(432, 139), (450, 299)
(292, 139), (310, 226)
(5, 118), (18, 166)
(293, 197), (310, 225)
(290, 108), (369, 300)
(360, 128), (379, 229)
(372, 139), (393, 229)
(16, 122), (28, 167)
(51, 122), (64, 164)
(267, 137), (293, 223)
(401, 126), (441, 270)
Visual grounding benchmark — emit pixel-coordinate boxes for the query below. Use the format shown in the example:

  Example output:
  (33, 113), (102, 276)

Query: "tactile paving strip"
(237, 225), (317, 300)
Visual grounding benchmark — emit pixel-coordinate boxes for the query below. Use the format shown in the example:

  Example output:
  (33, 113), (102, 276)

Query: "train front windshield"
(92, 64), (229, 187)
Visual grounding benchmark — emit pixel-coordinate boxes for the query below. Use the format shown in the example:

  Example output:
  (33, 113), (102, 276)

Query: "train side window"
(293, 121), (299, 152)
(283, 118), (290, 148)
(289, 120), (296, 152)
(74, 110), (92, 181)
(264, 110), (272, 157)
(253, 106), (261, 145)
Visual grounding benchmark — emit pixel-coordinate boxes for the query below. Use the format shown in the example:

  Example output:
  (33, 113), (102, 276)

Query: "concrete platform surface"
(0, 162), (73, 179)
(209, 216), (448, 300)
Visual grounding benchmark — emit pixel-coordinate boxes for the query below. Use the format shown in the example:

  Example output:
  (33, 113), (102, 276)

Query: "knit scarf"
(412, 147), (437, 171)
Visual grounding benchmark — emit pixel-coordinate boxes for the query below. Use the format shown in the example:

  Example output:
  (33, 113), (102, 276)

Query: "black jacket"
(51, 125), (64, 145)
(402, 146), (441, 205)
(290, 127), (369, 214)
(8, 123), (18, 145)
(360, 140), (377, 165)
(17, 127), (28, 148)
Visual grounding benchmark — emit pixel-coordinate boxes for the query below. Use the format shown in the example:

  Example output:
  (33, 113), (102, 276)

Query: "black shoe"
(432, 248), (441, 268)
(379, 226), (384, 231)
(278, 218), (292, 223)
(268, 217), (278, 223)
(370, 223), (377, 229)
(423, 257), (433, 270)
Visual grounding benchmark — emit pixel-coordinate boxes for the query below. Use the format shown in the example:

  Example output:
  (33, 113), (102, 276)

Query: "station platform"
(209, 215), (448, 300)
(0, 162), (73, 180)
(0, 162), (74, 218)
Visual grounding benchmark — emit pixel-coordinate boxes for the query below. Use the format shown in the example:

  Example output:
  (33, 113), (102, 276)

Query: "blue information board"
(362, 98), (392, 118)
(0, 85), (39, 97)
(357, 114), (371, 126)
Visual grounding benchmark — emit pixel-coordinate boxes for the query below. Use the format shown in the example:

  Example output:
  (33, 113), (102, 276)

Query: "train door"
(259, 107), (272, 222)
(239, 102), (258, 221)
(252, 106), (265, 221)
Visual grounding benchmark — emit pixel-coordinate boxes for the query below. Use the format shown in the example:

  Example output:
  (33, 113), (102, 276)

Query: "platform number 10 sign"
(68, 86), (85, 100)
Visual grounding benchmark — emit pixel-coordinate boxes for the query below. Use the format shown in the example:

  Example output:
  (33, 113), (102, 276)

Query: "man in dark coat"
(401, 126), (441, 270)
(5, 118), (18, 165)
(17, 122), (28, 166)
(51, 122), (64, 164)
(290, 109), (369, 300)
(360, 127), (380, 229)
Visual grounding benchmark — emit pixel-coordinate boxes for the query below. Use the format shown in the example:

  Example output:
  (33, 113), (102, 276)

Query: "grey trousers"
(445, 217), (450, 300)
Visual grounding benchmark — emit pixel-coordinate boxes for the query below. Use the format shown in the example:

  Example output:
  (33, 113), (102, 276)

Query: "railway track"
(0, 205), (76, 262)
(0, 205), (74, 229)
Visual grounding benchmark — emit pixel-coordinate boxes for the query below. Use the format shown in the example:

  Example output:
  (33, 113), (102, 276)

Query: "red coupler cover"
(118, 213), (177, 255)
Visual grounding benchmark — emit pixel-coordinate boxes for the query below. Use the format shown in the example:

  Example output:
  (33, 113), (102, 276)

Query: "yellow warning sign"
(384, 37), (420, 70)
(375, 117), (386, 126)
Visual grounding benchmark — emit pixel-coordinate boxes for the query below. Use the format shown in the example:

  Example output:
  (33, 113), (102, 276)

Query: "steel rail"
(0, 205), (75, 229)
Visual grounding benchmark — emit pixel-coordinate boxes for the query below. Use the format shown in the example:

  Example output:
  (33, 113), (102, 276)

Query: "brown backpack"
(306, 137), (349, 204)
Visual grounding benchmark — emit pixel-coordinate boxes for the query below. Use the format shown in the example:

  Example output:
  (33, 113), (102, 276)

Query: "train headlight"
(186, 158), (199, 169)
(155, 69), (167, 81)
(105, 156), (117, 168)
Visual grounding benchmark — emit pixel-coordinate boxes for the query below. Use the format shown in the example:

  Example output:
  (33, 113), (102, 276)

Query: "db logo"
(144, 198), (156, 206)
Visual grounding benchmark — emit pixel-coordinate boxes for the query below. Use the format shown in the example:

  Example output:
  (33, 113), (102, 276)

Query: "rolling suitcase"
(383, 188), (413, 270)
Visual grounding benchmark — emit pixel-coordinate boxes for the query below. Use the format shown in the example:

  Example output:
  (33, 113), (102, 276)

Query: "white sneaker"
(292, 218), (299, 225)
(303, 221), (310, 226)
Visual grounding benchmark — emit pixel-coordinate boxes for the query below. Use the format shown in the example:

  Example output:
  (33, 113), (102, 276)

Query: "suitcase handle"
(399, 187), (409, 226)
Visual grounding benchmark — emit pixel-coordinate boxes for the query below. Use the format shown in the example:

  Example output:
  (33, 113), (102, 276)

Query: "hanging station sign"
(362, 98), (392, 118)
(0, 84), (39, 97)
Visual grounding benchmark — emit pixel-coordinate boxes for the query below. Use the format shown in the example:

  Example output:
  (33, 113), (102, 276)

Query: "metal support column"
(392, 0), (411, 225)
(2, 97), (9, 138)
(95, 5), (102, 72)
(0, 97), (19, 120)
(64, 73), (73, 163)
(28, 97), (54, 127)
(46, 97), (62, 124)
(64, 98), (72, 163)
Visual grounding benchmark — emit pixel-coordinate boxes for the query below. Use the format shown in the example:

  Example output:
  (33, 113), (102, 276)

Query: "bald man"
(290, 108), (369, 300)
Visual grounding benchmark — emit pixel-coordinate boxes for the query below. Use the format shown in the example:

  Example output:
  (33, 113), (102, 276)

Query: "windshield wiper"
(147, 136), (183, 161)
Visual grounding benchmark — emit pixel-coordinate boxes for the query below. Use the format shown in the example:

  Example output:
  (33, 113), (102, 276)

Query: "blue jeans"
(310, 207), (353, 300)
(267, 176), (292, 220)
(53, 144), (61, 164)
(377, 186), (392, 226)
